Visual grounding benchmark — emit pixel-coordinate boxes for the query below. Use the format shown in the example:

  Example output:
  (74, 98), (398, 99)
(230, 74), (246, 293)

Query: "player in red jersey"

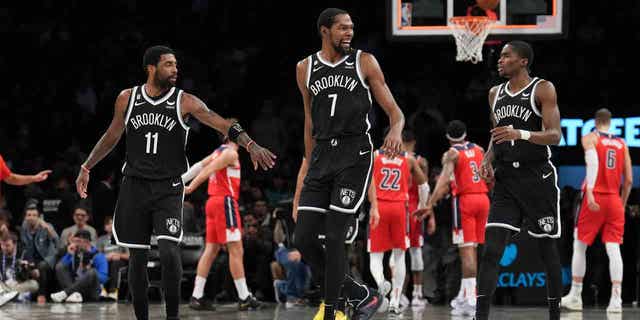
(368, 130), (429, 314)
(182, 129), (262, 311)
(418, 120), (489, 316)
(402, 130), (432, 308)
(561, 108), (633, 313)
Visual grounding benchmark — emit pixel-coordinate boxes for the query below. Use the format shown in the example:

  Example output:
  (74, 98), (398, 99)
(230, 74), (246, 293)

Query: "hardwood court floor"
(1, 301), (638, 319)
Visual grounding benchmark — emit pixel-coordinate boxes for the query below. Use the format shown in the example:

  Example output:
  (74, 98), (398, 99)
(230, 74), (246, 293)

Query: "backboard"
(388, 0), (569, 40)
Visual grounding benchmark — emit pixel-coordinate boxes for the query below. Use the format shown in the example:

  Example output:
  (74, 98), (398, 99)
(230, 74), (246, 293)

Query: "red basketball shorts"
(452, 193), (490, 244)
(576, 192), (624, 245)
(368, 200), (409, 252)
(205, 195), (242, 244)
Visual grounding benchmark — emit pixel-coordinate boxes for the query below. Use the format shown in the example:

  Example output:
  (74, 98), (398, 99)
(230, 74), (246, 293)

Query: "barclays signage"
(497, 243), (571, 288)
(560, 117), (640, 147)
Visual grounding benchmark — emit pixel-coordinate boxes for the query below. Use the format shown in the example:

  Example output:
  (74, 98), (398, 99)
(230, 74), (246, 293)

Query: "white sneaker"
(50, 291), (68, 303)
(0, 291), (19, 307)
(411, 296), (427, 308)
(450, 300), (475, 317)
(377, 297), (389, 313)
(606, 297), (622, 313)
(450, 295), (464, 309)
(561, 293), (583, 311)
(400, 294), (409, 308)
(65, 292), (83, 303)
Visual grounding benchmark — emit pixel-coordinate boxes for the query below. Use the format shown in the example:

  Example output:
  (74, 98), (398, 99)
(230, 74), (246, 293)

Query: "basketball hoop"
(449, 16), (495, 64)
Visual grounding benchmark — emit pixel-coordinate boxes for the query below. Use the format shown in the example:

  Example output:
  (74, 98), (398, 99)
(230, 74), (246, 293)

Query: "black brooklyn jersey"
(123, 85), (189, 179)
(492, 77), (550, 164)
(306, 50), (372, 139)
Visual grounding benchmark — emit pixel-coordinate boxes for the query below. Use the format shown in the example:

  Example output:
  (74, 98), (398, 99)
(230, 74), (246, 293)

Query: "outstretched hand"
(33, 170), (52, 182)
(248, 142), (277, 171)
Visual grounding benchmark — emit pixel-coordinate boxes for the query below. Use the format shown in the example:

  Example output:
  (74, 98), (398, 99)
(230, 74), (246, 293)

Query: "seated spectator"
(242, 214), (274, 300)
(0, 209), (11, 238)
(59, 204), (97, 248)
(0, 232), (39, 306)
(96, 215), (128, 300)
(20, 199), (58, 303)
(271, 220), (308, 308)
(51, 229), (108, 303)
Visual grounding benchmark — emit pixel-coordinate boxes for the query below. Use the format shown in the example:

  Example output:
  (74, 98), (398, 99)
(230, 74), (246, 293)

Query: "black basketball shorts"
(113, 175), (184, 249)
(299, 135), (373, 215)
(487, 161), (560, 238)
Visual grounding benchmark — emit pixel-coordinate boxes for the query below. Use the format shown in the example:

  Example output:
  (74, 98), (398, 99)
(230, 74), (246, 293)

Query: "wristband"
(81, 165), (91, 173)
(246, 140), (255, 151)
(519, 130), (531, 141)
(228, 122), (245, 142)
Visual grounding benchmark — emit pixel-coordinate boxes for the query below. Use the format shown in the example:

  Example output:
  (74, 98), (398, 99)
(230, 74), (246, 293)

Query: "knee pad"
(410, 247), (424, 271)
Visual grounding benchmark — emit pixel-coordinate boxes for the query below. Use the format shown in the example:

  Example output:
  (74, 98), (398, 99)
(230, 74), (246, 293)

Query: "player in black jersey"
(294, 8), (405, 320)
(475, 41), (562, 320)
(74, 46), (275, 320)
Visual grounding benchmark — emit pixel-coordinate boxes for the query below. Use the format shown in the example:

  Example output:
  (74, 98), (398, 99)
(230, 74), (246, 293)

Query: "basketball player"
(74, 46), (275, 320)
(402, 130), (430, 308)
(181, 127), (262, 311)
(368, 130), (429, 315)
(561, 108), (633, 313)
(419, 120), (489, 316)
(0, 154), (51, 187)
(476, 41), (563, 320)
(294, 8), (405, 320)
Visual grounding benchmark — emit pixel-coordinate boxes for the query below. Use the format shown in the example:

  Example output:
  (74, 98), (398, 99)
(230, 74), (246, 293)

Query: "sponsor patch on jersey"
(166, 218), (181, 235)
(340, 188), (357, 206)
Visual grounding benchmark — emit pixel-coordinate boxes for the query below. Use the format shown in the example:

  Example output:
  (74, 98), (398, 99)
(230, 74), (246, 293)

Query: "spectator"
(20, 199), (58, 304)
(0, 209), (10, 238)
(271, 220), (308, 308)
(0, 232), (39, 306)
(264, 174), (292, 206)
(96, 216), (128, 300)
(51, 229), (108, 303)
(242, 214), (274, 300)
(59, 204), (97, 248)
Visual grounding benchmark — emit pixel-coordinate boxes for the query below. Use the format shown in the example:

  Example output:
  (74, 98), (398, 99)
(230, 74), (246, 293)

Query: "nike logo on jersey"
(166, 100), (176, 105)
(312, 66), (324, 72)
(497, 95), (506, 100)
(542, 172), (552, 179)
(359, 150), (370, 155)
(134, 101), (146, 106)
(172, 182), (181, 187)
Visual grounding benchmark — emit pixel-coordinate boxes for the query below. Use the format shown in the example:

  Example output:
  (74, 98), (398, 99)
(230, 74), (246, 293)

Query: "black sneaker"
(352, 287), (383, 320)
(189, 296), (217, 311)
(238, 294), (262, 311)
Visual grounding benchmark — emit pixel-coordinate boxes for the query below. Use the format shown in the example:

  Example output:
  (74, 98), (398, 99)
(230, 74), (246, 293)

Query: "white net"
(449, 17), (495, 64)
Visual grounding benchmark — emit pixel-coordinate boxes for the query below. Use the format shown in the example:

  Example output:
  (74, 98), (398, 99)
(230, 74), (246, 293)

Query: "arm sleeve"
(585, 149), (598, 189)
(181, 160), (204, 183)
(417, 182), (430, 209)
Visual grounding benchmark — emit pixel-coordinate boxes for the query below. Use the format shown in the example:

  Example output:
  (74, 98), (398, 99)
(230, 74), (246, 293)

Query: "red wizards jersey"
(0, 154), (11, 181)
(592, 131), (626, 194)
(207, 144), (241, 200)
(374, 150), (410, 201)
(408, 153), (422, 205)
(450, 142), (488, 196)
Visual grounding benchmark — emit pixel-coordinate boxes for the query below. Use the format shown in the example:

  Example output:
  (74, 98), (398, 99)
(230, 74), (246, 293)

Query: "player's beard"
(154, 73), (175, 89)
(333, 41), (353, 56)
